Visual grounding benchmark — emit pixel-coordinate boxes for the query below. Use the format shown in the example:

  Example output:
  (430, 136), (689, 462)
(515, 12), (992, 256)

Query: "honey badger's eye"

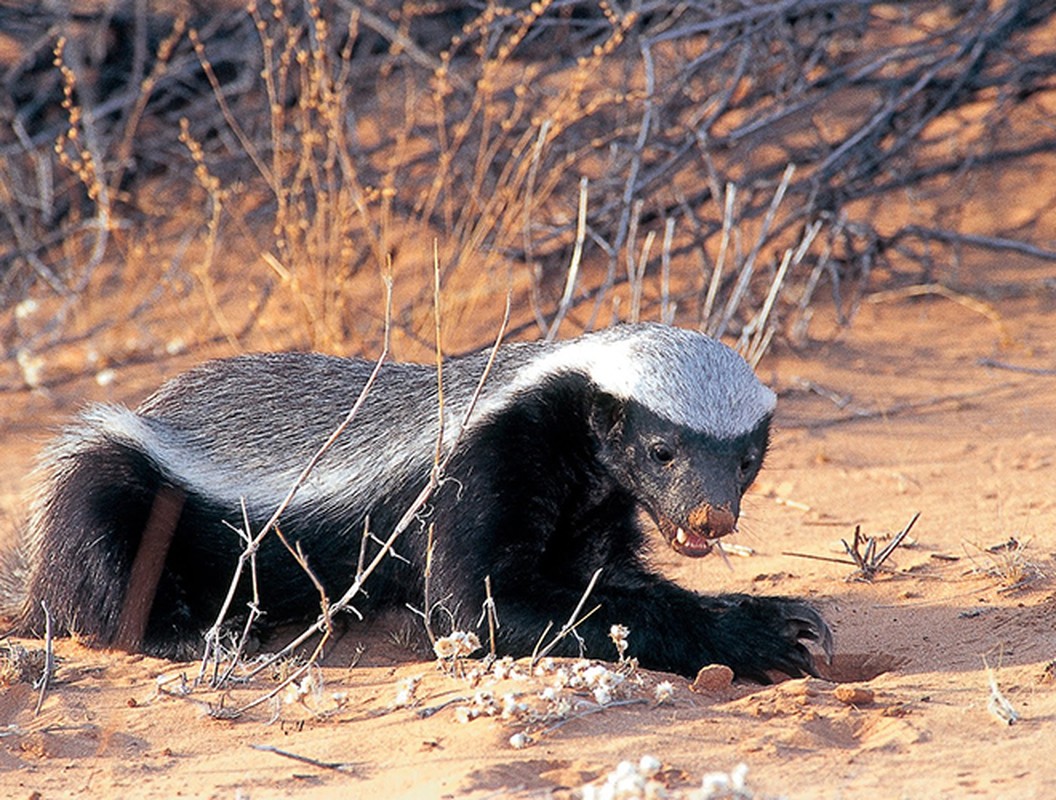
(739, 452), (758, 475)
(649, 442), (675, 465)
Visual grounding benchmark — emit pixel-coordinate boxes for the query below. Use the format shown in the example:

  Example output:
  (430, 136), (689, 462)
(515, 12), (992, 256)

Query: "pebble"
(690, 664), (734, 692)
(834, 685), (875, 705)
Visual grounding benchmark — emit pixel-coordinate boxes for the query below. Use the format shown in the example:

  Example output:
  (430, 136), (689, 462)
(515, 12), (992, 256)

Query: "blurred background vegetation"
(1, 0), (1054, 386)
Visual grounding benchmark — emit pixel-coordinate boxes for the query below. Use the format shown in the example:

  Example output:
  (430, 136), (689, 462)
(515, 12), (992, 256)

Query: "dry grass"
(0, 641), (46, 689)
(965, 537), (1045, 593)
(2, 1), (1055, 373)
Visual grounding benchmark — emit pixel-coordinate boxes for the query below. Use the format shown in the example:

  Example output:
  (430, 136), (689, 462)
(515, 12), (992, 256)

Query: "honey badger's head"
(489, 324), (776, 556)
(590, 394), (770, 557)
(572, 324), (776, 557)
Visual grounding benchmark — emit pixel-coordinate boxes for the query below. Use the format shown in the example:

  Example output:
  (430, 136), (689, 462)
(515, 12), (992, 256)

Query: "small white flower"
(15, 298), (39, 319)
(613, 760), (638, 781)
(609, 624), (630, 659)
(701, 772), (730, 795)
(433, 639), (455, 659)
(453, 705), (476, 724)
(16, 350), (44, 389)
(638, 755), (662, 778)
(654, 680), (675, 705)
(433, 630), (481, 660)
(283, 672), (318, 705)
(508, 732), (532, 749)
(583, 665), (608, 686)
(392, 675), (422, 708)
(534, 657), (558, 676)
(730, 763), (749, 790)
(702, 763), (750, 797)
(501, 693), (528, 720)
(492, 656), (515, 679)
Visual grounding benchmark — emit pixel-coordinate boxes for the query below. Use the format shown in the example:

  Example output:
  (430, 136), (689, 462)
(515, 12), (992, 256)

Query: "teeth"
(676, 527), (688, 545)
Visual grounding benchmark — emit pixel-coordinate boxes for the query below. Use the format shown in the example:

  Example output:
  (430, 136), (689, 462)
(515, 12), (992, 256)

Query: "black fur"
(3, 326), (830, 680)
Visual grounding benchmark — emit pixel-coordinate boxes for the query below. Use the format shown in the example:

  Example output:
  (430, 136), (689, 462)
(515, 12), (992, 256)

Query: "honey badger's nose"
(687, 503), (737, 539)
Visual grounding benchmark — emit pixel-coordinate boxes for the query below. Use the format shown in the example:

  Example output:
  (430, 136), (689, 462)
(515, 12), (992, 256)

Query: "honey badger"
(2, 323), (830, 681)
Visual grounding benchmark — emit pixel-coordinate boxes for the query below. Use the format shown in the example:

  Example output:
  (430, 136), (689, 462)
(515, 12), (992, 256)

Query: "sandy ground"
(3, 4), (1056, 796)
(1, 259), (1055, 800)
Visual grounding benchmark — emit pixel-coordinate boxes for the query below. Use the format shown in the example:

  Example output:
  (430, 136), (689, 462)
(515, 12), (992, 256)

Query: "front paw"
(710, 595), (832, 683)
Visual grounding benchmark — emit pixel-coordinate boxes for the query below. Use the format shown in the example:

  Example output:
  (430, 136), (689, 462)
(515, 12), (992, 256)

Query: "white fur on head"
(501, 324), (776, 439)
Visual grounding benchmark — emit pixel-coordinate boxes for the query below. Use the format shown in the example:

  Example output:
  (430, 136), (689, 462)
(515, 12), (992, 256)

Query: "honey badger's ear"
(588, 391), (625, 440)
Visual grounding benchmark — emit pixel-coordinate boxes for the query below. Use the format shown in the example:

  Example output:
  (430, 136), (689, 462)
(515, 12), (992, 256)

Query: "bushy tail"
(12, 406), (181, 649)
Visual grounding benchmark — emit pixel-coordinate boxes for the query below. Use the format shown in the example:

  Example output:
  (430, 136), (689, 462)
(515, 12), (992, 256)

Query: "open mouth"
(663, 519), (722, 557)
(647, 510), (731, 558)
(666, 522), (720, 558)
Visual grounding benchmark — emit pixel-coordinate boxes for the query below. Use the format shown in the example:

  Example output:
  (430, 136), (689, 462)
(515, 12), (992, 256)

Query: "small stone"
(781, 678), (817, 697)
(834, 685), (875, 705)
(690, 664), (734, 692)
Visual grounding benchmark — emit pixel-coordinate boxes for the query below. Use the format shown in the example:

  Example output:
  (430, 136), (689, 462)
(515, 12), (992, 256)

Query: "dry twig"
(531, 567), (604, 665)
(33, 601), (54, 717)
(785, 512), (920, 580)
(841, 512), (920, 581)
(232, 294), (512, 711)
(5, 1), (1055, 367)
(249, 743), (357, 773)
